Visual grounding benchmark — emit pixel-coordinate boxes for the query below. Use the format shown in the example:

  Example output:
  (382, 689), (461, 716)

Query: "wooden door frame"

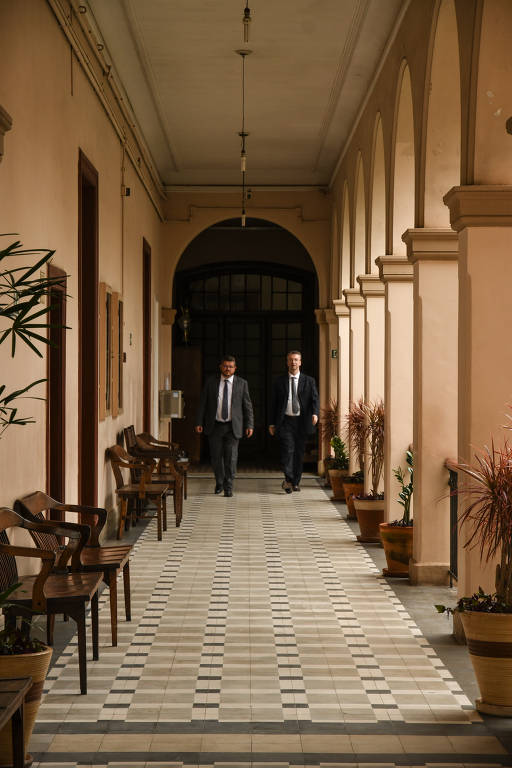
(142, 239), (151, 433)
(46, 264), (67, 509)
(78, 149), (99, 506)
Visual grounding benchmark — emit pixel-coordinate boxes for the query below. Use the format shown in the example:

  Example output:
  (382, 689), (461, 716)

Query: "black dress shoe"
(282, 480), (292, 494)
(292, 485), (300, 492)
(214, 484), (223, 494)
(224, 488), (233, 497)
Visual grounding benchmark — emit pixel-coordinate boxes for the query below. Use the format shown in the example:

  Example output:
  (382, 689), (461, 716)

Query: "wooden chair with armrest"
(124, 428), (184, 526)
(138, 431), (189, 500)
(0, 507), (102, 695)
(108, 445), (169, 541)
(14, 492), (132, 647)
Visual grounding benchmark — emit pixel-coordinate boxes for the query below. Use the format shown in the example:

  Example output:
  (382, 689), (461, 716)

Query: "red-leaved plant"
(437, 435), (512, 614)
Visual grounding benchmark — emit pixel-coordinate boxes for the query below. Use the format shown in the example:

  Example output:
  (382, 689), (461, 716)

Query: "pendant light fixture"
(243, 1), (252, 43)
(236, 48), (251, 227)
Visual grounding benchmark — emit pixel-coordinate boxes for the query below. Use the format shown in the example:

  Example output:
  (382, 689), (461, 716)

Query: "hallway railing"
(445, 458), (458, 587)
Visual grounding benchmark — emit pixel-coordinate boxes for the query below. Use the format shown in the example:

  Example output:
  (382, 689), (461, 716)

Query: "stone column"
(314, 308), (329, 470)
(376, 257), (414, 522)
(333, 299), (350, 439)
(342, 288), (365, 474)
(444, 185), (512, 598)
(325, 307), (339, 407)
(357, 274), (385, 494)
(402, 229), (458, 585)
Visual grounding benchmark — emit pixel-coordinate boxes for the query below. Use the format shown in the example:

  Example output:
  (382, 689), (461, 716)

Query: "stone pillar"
(357, 274), (385, 494)
(325, 308), (339, 407)
(403, 229), (458, 585)
(342, 288), (365, 474)
(314, 308), (329, 470)
(444, 185), (512, 598)
(376, 257), (414, 522)
(333, 299), (350, 440)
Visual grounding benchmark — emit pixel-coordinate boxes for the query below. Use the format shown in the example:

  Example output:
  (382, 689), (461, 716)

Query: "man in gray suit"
(195, 355), (254, 497)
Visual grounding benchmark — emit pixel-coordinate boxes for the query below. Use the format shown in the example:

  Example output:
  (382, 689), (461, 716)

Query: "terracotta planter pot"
(341, 481), (364, 519)
(353, 497), (385, 542)
(460, 611), (512, 716)
(328, 469), (349, 500)
(379, 523), (413, 577)
(0, 645), (52, 768)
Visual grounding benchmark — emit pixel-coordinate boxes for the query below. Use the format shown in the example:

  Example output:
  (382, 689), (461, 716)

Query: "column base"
(452, 611), (466, 645)
(409, 559), (450, 585)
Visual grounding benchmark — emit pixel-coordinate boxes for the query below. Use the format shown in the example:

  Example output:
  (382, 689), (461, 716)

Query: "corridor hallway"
(28, 477), (510, 767)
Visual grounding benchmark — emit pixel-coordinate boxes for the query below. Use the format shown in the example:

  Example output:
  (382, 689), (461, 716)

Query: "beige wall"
(0, 1), (166, 544)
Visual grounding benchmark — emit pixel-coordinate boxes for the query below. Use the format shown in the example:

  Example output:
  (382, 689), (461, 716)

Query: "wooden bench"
(0, 677), (32, 768)
(138, 430), (189, 500)
(0, 508), (102, 695)
(108, 445), (169, 541)
(15, 492), (132, 648)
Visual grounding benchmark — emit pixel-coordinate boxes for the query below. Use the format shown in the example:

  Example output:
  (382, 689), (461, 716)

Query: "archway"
(423, 0), (461, 226)
(391, 63), (415, 254)
(370, 115), (386, 267)
(172, 217), (319, 466)
(353, 153), (366, 283)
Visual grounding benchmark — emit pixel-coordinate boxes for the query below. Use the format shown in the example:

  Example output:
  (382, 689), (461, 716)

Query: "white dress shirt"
(285, 373), (301, 416)
(216, 375), (234, 421)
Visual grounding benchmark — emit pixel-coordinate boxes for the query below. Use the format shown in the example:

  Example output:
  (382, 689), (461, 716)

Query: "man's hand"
(195, 425), (203, 434)
(246, 428), (254, 438)
(269, 425), (275, 436)
(312, 415), (318, 426)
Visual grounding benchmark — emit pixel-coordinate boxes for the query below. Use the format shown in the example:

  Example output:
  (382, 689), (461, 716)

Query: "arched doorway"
(172, 217), (319, 465)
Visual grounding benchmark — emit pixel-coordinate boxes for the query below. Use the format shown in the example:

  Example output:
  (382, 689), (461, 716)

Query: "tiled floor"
(29, 476), (511, 767)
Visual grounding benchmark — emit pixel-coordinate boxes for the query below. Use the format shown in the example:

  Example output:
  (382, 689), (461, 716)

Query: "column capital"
(324, 308), (338, 326)
(0, 105), (13, 163)
(443, 185), (512, 231)
(342, 287), (365, 309)
(375, 255), (413, 283)
(332, 298), (349, 318)
(314, 308), (327, 324)
(402, 228), (458, 264)
(357, 273), (385, 298)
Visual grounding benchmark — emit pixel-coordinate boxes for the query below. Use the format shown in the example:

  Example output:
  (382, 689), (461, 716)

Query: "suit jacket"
(270, 372), (319, 435)
(196, 374), (254, 439)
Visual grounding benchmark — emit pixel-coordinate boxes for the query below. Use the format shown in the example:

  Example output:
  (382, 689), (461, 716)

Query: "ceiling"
(87, 0), (406, 188)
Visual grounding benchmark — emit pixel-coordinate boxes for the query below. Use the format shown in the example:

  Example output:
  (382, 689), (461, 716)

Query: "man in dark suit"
(195, 355), (254, 497)
(269, 350), (319, 493)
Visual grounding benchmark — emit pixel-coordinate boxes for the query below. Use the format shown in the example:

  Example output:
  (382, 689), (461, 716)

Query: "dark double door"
(194, 314), (307, 461)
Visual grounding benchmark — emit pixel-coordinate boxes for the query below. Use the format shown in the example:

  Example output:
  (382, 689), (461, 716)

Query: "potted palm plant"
(380, 450), (413, 576)
(342, 398), (365, 519)
(0, 584), (52, 765)
(0, 236), (66, 762)
(436, 436), (512, 716)
(328, 435), (349, 500)
(353, 399), (385, 542)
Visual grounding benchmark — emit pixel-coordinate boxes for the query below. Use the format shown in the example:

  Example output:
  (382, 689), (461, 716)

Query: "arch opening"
(370, 115), (386, 269)
(354, 155), (366, 282)
(392, 64), (415, 255)
(172, 218), (319, 468)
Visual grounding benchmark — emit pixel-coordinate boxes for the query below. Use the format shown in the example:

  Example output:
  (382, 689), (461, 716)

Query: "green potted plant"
(0, 584), (52, 764)
(0, 236), (65, 762)
(328, 435), (349, 500)
(342, 398), (366, 519)
(380, 450), (413, 576)
(436, 436), (512, 716)
(319, 399), (339, 486)
(353, 398), (385, 542)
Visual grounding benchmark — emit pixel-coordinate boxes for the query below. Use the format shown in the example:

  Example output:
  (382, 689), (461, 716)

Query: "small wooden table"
(0, 676), (32, 768)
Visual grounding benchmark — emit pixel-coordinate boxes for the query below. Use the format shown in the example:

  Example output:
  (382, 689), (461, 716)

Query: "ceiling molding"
(313, 0), (370, 173)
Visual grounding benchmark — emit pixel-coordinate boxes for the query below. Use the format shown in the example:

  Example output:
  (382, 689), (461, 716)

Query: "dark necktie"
(291, 377), (299, 414)
(222, 379), (229, 420)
